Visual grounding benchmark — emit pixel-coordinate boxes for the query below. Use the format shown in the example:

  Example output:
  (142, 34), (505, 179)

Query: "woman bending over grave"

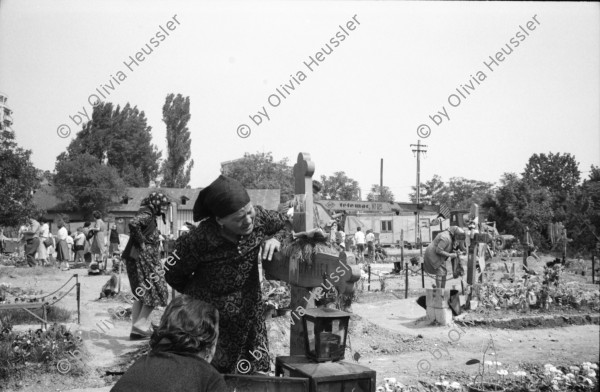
(165, 175), (290, 374)
(423, 226), (465, 289)
(111, 296), (227, 392)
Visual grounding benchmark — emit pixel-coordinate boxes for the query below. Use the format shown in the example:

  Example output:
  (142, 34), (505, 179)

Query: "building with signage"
(33, 185), (281, 238)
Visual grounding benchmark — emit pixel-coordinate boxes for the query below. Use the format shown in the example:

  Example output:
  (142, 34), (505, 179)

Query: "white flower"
(450, 382), (461, 390)
(513, 371), (527, 377)
(583, 378), (593, 385)
(544, 363), (555, 369)
(590, 364), (598, 370)
(497, 369), (508, 376)
(566, 373), (575, 379)
(485, 360), (494, 366)
(587, 370), (596, 377)
(569, 366), (580, 373)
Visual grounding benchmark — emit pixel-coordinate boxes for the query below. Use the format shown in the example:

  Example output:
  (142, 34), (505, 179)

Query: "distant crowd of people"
(1, 213), (176, 272)
(11, 212), (121, 271)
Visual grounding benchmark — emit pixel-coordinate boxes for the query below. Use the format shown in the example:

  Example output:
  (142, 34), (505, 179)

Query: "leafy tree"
(446, 177), (495, 210)
(483, 173), (554, 248)
(523, 152), (580, 193)
(54, 152), (127, 218)
(320, 172), (361, 201)
(160, 93), (194, 188)
(66, 102), (161, 186)
(562, 165), (600, 254)
(222, 152), (293, 203)
(0, 129), (42, 226)
(409, 175), (447, 205)
(367, 184), (395, 202)
(409, 176), (494, 209)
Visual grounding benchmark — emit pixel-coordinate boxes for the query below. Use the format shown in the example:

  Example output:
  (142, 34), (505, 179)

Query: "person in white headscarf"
(423, 226), (464, 288)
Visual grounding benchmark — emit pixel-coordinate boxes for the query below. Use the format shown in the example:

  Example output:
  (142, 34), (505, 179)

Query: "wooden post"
(562, 227), (567, 265)
(404, 262), (409, 299)
(263, 153), (361, 357)
(421, 260), (425, 288)
(117, 257), (122, 293)
(289, 153), (315, 355)
(522, 226), (530, 269)
(75, 274), (81, 324)
(368, 265), (371, 291)
(400, 230), (404, 264)
(592, 254), (595, 284)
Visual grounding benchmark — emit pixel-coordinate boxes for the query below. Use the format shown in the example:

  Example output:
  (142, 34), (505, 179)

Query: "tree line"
(409, 153), (599, 255)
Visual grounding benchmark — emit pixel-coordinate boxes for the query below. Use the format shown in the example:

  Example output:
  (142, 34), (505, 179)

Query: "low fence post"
(75, 274), (80, 324)
(421, 261), (425, 288)
(592, 254), (595, 284)
(368, 265), (371, 292)
(405, 262), (409, 299)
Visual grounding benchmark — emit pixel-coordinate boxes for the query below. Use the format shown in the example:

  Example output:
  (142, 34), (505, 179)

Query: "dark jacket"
(110, 350), (227, 392)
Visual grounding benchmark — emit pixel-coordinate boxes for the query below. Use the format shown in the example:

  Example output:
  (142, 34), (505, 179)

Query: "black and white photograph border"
(0, 1), (598, 392)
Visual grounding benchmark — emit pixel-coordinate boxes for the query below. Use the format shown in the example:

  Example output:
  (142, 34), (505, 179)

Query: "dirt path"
(352, 297), (600, 386)
(2, 260), (599, 391)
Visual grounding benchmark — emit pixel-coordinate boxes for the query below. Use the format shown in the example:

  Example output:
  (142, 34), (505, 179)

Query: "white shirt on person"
(354, 231), (365, 245)
(57, 227), (68, 241)
(366, 232), (375, 243)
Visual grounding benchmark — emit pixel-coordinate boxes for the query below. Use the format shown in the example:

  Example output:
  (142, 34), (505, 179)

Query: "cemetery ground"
(0, 251), (598, 392)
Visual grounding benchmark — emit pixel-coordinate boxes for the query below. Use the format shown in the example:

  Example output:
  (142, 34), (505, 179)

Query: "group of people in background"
(15, 211), (119, 271)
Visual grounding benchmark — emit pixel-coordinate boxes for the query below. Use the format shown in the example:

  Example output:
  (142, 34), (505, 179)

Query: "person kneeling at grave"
(111, 295), (227, 392)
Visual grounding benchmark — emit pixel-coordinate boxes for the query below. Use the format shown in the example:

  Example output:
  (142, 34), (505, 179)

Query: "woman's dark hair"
(150, 296), (219, 355)
(92, 211), (102, 220)
(83, 221), (92, 228)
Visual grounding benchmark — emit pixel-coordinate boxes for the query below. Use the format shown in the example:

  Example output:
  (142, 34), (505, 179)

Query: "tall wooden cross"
(263, 152), (361, 355)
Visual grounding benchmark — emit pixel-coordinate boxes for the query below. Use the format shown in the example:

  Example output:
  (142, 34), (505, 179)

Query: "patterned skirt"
(125, 245), (169, 307)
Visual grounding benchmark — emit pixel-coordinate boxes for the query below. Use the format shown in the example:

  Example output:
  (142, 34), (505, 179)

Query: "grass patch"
(0, 305), (74, 325)
(0, 265), (61, 279)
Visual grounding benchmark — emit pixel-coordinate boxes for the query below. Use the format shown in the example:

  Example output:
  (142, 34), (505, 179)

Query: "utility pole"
(411, 140), (428, 256)
(380, 158), (384, 201)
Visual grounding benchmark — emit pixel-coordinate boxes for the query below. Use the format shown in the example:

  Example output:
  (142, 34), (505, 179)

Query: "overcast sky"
(1, 0), (598, 201)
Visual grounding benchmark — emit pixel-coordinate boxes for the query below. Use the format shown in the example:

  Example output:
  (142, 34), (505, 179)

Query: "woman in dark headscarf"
(122, 192), (171, 340)
(165, 175), (290, 374)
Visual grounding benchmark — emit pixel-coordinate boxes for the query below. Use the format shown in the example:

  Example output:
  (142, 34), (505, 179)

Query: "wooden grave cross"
(263, 152), (361, 355)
